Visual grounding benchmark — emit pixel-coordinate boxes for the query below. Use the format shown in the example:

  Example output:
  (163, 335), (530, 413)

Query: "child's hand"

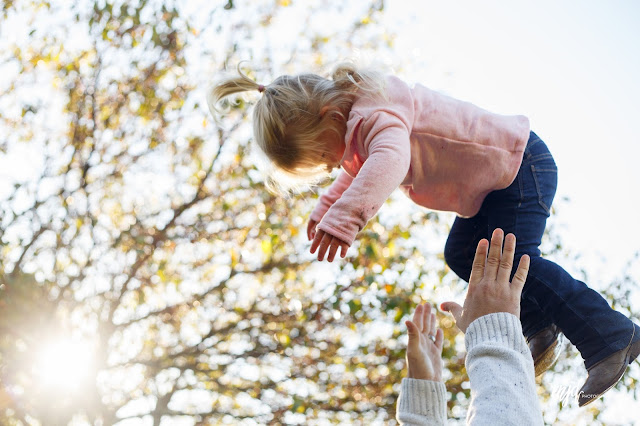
(310, 229), (349, 262)
(405, 303), (444, 382)
(441, 228), (530, 333)
(307, 219), (318, 241)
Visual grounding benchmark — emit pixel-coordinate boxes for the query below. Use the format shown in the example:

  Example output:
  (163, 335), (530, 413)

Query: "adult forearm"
(396, 378), (447, 426)
(465, 313), (543, 425)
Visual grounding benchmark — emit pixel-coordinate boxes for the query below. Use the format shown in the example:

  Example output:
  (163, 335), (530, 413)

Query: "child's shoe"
(527, 324), (563, 377)
(578, 324), (640, 406)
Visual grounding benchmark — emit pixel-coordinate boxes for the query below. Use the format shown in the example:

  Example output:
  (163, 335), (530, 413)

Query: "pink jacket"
(310, 76), (530, 246)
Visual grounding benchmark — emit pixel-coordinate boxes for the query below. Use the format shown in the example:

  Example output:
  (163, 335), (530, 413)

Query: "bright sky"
(382, 2), (640, 420)
(383, 0), (640, 277)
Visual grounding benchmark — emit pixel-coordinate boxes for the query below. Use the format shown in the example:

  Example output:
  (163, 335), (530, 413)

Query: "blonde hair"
(209, 62), (386, 193)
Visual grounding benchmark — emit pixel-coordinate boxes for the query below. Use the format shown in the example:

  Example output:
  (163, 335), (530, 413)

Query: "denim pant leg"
(485, 132), (635, 368)
(444, 187), (550, 339)
(444, 214), (487, 282)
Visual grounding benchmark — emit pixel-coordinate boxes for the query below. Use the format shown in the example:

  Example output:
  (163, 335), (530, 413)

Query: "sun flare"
(33, 338), (95, 390)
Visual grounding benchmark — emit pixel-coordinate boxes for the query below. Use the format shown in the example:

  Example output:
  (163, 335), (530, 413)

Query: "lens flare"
(33, 338), (94, 391)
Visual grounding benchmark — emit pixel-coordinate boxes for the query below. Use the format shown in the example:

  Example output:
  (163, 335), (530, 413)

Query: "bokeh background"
(1, 0), (639, 425)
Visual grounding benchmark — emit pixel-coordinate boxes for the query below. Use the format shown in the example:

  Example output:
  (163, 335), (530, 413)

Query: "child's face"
(318, 128), (346, 170)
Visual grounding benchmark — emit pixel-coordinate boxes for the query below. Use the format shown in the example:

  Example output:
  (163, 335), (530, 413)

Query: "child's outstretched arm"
(312, 112), (411, 261)
(307, 171), (354, 262)
(307, 171), (354, 241)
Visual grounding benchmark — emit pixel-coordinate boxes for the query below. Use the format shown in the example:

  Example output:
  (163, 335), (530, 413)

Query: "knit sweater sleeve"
(464, 313), (543, 426)
(396, 378), (447, 426)
(316, 112), (411, 245)
(309, 171), (354, 224)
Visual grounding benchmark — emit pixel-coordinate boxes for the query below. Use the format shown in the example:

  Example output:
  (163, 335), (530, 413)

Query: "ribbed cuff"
(309, 210), (324, 224)
(465, 312), (529, 355)
(316, 222), (354, 246)
(397, 378), (447, 421)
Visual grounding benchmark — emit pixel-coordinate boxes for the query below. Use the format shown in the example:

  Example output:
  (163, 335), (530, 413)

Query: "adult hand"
(441, 228), (530, 333)
(405, 303), (444, 381)
(310, 229), (349, 262)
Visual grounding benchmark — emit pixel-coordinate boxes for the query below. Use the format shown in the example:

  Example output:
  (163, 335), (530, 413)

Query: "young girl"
(210, 64), (640, 406)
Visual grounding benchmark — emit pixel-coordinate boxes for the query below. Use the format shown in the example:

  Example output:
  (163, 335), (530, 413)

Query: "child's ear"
(320, 106), (342, 122)
(319, 106), (331, 118)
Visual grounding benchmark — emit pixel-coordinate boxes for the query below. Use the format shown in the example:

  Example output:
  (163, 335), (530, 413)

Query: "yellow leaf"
(279, 334), (290, 345)
(230, 249), (239, 267)
(261, 239), (272, 255)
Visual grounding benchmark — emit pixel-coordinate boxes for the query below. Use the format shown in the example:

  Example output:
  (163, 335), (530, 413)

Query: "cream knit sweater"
(396, 313), (543, 425)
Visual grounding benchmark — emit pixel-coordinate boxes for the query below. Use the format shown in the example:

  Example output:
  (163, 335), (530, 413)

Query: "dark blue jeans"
(444, 131), (638, 368)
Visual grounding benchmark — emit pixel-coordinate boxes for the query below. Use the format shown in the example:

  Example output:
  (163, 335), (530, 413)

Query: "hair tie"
(257, 84), (265, 93)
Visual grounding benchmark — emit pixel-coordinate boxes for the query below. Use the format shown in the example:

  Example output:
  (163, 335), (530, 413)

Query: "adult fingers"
(440, 301), (463, 325)
(497, 233), (517, 285)
(422, 304), (432, 335)
(413, 304), (424, 332)
(485, 228), (504, 280)
(468, 239), (489, 287)
(405, 321), (420, 352)
(405, 320), (419, 338)
(435, 328), (444, 351)
(430, 312), (437, 337)
(511, 254), (530, 296)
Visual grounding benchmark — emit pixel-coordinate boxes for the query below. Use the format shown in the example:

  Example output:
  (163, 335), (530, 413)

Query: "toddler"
(210, 64), (640, 405)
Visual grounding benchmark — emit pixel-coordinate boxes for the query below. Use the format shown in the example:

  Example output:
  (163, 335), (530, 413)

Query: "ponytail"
(207, 61), (387, 194)
(207, 63), (265, 116)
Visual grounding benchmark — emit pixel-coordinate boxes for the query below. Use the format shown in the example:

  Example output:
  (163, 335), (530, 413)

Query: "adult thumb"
(405, 320), (418, 337)
(440, 301), (463, 323)
(405, 320), (420, 349)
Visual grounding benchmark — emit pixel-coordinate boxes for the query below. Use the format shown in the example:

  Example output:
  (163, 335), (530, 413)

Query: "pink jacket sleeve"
(309, 171), (354, 223)
(316, 112), (411, 245)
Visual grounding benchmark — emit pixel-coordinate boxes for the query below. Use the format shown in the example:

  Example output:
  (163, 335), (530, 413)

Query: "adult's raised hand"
(441, 228), (530, 333)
